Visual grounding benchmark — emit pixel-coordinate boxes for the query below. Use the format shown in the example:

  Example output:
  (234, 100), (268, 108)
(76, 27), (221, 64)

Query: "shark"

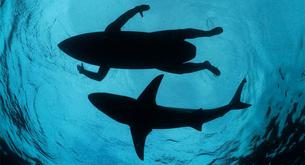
(88, 75), (251, 160)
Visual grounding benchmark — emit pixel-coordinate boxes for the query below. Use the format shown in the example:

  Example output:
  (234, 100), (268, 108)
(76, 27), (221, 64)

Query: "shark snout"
(88, 93), (113, 109)
(88, 93), (123, 117)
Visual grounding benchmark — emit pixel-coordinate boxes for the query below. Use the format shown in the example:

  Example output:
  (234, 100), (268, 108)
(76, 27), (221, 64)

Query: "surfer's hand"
(211, 27), (223, 35)
(136, 4), (150, 11)
(135, 4), (150, 17)
(77, 63), (85, 74)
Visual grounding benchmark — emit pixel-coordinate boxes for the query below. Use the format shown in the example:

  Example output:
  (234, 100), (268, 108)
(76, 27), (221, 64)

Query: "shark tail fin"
(228, 78), (251, 110)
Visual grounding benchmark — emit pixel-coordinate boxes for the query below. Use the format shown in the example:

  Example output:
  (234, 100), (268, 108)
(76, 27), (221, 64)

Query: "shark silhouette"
(58, 5), (223, 81)
(88, 75), (251, 160)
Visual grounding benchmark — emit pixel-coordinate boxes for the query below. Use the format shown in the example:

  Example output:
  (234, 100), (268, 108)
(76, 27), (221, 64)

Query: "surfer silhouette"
(58, 4), (223, 81)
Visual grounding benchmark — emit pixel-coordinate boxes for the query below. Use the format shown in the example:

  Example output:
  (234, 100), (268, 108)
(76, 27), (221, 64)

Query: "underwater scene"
(1, 0), (305, 164)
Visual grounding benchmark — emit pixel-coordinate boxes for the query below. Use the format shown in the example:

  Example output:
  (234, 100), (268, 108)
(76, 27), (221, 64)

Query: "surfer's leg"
(77, 64), (109, 81)
(200, 61), (221, 76)
(181, 27), (223, 38)
(158, 61), (220, 75)
(155, 27), (223, 39)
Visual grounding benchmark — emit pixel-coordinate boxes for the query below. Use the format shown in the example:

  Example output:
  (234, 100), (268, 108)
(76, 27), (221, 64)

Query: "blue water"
(1, 0), (305, 164)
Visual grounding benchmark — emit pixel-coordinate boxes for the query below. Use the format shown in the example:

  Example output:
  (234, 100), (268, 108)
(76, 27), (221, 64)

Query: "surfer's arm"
(105, 4), (150, 31)
(77, 64), (109, 81)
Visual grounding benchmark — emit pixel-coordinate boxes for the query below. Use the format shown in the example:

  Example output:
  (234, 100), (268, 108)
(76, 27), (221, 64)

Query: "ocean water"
(1, 0), (305, 164)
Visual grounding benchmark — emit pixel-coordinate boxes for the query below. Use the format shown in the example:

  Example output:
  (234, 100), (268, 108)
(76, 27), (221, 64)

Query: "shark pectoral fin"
(137, 74), (164, 105)
(130, 126), (152, 160)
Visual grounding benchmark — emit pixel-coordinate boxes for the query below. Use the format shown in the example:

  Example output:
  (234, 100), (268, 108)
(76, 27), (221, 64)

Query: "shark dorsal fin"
(137, 75), (164, 105)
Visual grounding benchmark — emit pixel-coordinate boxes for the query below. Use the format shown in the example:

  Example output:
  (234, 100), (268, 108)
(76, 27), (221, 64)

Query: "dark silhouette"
(0, 138), (42, 165)
(88, 75), (251, 160)
(58, 5), (223, 81)
(236, 103), (305, 165)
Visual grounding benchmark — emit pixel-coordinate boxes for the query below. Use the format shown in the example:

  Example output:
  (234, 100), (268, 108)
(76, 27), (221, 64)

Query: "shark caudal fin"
(228, 78), (251, 110)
